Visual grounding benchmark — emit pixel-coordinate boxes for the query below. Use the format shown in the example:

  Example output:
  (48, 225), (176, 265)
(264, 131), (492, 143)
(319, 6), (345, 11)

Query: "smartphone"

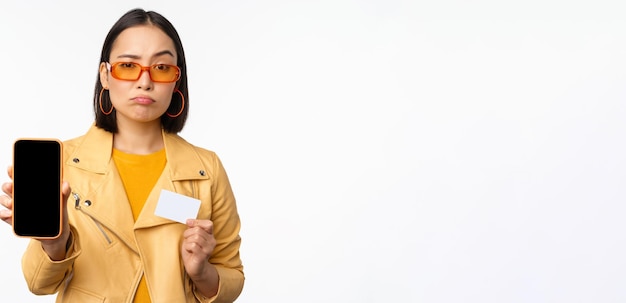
(12, 138), (63, 239)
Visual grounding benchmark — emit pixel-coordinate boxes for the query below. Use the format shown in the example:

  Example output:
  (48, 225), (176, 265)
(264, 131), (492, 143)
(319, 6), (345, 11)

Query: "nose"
(136, 67), (153, 90)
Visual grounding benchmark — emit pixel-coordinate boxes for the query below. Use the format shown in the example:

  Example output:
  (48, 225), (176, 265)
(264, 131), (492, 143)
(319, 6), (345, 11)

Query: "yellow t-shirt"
(113, 148), (166, 303)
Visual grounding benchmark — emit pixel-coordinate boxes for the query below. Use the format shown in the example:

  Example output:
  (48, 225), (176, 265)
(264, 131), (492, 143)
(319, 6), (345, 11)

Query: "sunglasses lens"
(151, 64), (179, 82)
(112, 63), (142, 80)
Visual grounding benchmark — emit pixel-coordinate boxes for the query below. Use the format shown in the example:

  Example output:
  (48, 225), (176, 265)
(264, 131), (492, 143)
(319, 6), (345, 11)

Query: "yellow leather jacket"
(21, 125), (244, 303)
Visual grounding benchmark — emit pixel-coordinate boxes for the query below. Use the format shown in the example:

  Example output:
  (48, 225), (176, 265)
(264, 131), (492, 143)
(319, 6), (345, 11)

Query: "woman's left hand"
(182, 219), (216, 280)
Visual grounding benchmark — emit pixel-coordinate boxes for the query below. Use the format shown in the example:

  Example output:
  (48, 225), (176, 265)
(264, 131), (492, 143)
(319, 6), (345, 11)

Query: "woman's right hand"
(1, 165), (73, 261)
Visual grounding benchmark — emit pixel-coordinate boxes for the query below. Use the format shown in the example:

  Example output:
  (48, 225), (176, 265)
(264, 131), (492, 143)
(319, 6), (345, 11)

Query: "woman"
(0, 8), (244, 303)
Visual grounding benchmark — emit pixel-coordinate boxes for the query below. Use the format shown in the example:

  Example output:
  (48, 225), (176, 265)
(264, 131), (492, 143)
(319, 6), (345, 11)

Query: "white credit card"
(154, 189), (201, 224)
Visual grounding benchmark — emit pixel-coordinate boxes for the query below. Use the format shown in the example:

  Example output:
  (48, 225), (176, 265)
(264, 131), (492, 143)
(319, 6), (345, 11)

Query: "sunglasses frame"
(106, 62), (181, 83)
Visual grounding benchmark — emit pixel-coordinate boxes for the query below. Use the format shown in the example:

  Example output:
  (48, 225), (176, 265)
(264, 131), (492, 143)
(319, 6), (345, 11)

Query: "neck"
(113, 119), (164, 155)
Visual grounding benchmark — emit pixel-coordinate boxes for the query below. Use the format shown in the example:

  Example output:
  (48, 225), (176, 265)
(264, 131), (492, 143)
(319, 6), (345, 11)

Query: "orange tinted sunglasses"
(107, 62), (181, 83)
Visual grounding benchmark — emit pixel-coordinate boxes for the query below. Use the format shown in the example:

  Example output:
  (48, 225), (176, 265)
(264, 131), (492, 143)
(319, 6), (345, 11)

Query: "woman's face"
(99, 25), (178, 127)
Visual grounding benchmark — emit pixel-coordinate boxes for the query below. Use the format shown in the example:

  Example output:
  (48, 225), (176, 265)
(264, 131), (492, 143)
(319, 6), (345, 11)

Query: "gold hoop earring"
(99, 87), (113, 115)
(167, 90), (185, 118)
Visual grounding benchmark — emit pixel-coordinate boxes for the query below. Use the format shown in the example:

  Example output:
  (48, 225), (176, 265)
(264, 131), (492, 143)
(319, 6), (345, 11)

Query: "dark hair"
(93, 8), (189, 133)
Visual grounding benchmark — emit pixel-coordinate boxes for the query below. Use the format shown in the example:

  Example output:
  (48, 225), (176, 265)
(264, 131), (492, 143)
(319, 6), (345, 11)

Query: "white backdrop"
(1, 0), (626, 302)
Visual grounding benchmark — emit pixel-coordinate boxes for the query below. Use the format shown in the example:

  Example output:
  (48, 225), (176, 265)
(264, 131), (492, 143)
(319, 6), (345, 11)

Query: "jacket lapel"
(66, 125), (137, 251)
(133, 166), (177, 229)
(134, 130), (209, 230)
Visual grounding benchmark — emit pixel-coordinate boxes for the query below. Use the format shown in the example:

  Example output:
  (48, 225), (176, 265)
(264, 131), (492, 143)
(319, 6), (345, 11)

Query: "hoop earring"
(167, 89), (185, 118)
(99, 87), (113, 115)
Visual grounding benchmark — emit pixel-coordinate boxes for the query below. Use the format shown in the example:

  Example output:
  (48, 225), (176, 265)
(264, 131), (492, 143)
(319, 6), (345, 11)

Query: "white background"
(1, 0), (626, 302)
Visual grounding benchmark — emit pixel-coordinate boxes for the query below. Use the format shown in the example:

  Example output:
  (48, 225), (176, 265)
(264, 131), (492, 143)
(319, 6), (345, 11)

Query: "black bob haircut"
(93, 8), (189, 134)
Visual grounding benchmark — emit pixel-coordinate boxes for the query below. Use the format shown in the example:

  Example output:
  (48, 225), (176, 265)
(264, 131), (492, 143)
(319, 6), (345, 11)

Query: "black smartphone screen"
(13, 139), (62, 238)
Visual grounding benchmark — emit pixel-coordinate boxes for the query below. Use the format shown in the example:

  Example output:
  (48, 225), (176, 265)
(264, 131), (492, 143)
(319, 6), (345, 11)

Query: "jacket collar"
(67, 124), (209, 182)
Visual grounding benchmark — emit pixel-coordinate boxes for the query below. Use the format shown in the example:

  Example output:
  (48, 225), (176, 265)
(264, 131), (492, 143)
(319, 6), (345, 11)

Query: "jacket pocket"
(92, 218), (113, 245)
(80, 215), (114, 248)
(64, 287), (105, 303)
(72, 191), (114, 247)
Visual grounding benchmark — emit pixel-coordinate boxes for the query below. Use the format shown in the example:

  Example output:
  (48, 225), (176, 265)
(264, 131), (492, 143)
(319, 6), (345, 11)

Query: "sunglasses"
(107, 62), (181, 83)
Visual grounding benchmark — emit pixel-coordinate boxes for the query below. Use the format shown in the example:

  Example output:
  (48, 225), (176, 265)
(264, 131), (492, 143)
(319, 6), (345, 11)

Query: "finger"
(187, 230), (210, 241)
(0, 196), (12, 209)
(60, 181), (71, 227)
(2, 182), (12, 197)
(186, 219), (213, 234)
(0, 195), (13, 225)
(183, 238), (204, 250)
(182, 238), (213, 257)
(6, 165), (12, 179)
(183, 228), (210, 243)
(0, 208), (12, 224)
(182, 229), (216, 246)
(61, 181), (71, 200)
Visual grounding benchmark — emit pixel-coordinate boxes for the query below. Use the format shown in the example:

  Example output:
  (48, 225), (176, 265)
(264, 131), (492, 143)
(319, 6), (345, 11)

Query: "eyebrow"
(116, 50), (176, 60)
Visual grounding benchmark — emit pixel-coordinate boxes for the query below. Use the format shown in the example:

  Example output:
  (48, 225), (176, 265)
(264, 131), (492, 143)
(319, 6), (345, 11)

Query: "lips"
(132, 96), (155, 105)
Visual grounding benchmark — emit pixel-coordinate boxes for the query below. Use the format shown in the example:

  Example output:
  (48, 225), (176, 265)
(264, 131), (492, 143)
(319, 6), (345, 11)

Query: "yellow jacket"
(21, 125), (244, 303)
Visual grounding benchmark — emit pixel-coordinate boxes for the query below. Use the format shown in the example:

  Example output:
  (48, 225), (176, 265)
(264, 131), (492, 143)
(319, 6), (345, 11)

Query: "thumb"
(62, 181), (71, 196)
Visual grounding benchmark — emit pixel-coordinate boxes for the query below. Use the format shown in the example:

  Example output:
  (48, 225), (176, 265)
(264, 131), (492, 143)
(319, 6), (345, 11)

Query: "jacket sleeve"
(194, 153), (244, 303)
(21, 225), (82, 295)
